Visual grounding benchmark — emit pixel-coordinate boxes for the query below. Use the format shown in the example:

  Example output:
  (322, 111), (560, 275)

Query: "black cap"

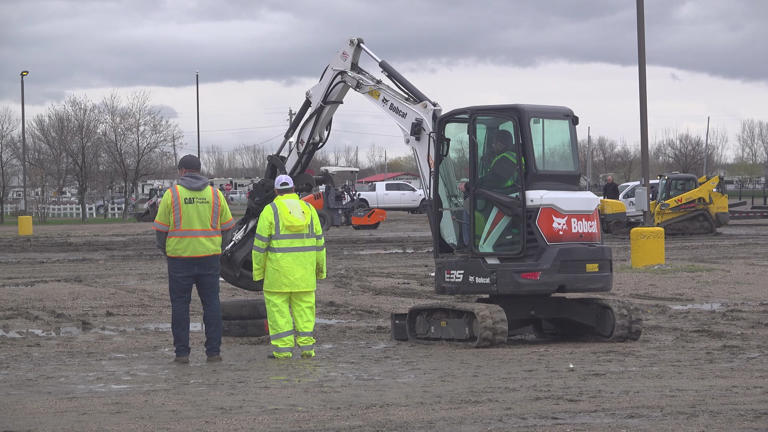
(178, 154), (201, 171)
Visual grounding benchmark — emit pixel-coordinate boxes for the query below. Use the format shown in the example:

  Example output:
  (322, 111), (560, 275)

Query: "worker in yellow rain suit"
(252, 174), (326, 359)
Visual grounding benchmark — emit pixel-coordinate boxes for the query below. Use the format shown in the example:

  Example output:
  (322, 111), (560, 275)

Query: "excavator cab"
(433, 105), (593, 270)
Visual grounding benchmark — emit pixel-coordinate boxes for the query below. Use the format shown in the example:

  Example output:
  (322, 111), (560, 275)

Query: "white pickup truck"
(356, 181), (427, 213)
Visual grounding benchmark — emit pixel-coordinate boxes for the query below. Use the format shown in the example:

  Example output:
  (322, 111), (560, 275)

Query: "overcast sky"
(2, 0), (767, 161)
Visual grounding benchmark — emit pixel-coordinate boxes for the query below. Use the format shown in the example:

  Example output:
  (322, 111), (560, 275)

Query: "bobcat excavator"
(219, 37), (642, 346)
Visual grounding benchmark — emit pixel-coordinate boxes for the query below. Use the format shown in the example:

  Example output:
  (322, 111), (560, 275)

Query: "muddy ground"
(0, 212), (767, 431)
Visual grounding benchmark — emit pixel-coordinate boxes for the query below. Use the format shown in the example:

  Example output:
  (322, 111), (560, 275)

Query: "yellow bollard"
(630, 227), (664, 268)
(18, 215), (34, 236)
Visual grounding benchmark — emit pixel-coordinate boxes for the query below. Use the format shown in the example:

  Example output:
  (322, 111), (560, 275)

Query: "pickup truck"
(355, 181), (427, 213)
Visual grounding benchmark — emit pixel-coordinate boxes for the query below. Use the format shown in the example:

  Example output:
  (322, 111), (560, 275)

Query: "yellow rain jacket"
(252, 193), (326, 291)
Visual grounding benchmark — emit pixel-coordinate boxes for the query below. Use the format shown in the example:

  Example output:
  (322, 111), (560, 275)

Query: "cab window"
(529, 118), (578, 171)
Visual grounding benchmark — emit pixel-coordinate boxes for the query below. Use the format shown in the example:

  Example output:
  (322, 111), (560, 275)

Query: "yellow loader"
(600, 173), (729, 235)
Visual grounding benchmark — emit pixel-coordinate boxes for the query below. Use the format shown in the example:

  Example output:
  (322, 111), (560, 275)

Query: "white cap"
(274, 174), (294, 190)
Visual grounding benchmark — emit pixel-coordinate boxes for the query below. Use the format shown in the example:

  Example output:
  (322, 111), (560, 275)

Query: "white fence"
(2, 203), (127, 219)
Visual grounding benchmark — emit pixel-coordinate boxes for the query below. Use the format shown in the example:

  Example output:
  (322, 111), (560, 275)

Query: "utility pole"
(20, 70), (29, 214)
(196, 71), (200, 158)
(703, 115), (710, 177)
(636, 0), (651, 225)
(587, 126), (592, 192)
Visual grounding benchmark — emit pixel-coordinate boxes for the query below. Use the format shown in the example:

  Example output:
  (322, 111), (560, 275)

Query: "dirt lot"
(1, 212), (767, 431)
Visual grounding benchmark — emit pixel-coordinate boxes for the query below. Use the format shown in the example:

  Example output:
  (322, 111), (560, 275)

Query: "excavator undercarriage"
(394, 297), (642, 346)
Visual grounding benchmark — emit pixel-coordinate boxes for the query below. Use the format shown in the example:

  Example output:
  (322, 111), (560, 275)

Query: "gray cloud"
(1, 0), (766, 104)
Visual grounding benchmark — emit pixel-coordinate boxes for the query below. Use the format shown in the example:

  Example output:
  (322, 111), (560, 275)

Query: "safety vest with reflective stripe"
(490, 151), (518, 188)
(153, 184), (235, 257)
(252, 193), (326, 292)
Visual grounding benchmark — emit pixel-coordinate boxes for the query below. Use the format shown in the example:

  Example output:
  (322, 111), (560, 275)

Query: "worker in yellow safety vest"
(153, 154), (235, 364)
(252, 174), (326, 359)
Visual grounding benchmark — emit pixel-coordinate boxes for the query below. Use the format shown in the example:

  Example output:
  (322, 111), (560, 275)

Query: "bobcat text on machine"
(220, 37), (642, 346)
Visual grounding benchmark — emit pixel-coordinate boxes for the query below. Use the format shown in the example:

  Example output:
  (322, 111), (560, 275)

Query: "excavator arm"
(221, 37), (441, 290)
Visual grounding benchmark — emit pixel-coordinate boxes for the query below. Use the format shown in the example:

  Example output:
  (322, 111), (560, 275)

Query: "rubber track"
(592, 299), (643, 341)
(661, 210), (715, 235)
(408, 301), (508, 347)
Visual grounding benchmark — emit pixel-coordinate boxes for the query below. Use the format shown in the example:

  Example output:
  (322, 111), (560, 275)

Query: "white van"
(618, 180), (659, 217)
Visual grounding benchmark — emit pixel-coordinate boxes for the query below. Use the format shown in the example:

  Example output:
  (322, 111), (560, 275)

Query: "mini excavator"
(220, 37), (642, 346)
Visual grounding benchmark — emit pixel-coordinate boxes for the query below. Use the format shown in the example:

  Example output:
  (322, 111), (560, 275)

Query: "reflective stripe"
(153, 221), (169, 232)
(270, 330), (294, 341)
(254, 232), (271, 243)
(272, 232), (317, 240)
(270, 203), (280, 236)
(210, 187), (220, 230)
(299, 345), (314, 351)
(221, 218), (235, 230)
(491, 151), (518, 188)
(252, 245), (266, 253)
(273, 346), (293, 353)
(171, 185), (181, 229)
(266, 245), (325, 253)
(297, 332), (314, 337)
(168, 230), (221, 238)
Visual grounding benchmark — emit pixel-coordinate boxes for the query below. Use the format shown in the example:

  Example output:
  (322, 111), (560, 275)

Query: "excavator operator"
(478, 129), (519, 193)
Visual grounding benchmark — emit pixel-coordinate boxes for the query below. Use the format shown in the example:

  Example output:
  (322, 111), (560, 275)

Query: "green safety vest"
(153, 185), (235, 257)
(252, 193), (326, 292)
(490, 151), (518, 188)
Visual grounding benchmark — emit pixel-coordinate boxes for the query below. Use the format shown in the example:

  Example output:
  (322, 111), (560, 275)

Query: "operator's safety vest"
(252, 194), (326, 292)
(491, 151), (519, 189)
(153, 185), (235, 258)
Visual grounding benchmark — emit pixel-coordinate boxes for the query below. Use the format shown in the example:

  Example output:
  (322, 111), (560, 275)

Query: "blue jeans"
(167, 255), (222, 357)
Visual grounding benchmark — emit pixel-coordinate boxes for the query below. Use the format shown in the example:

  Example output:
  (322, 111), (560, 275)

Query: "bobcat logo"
(552, 215), (569, 235)
(381, 96), (389, 106)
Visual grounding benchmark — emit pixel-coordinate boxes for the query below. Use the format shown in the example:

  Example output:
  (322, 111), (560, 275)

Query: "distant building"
(357, 172), (421, 189)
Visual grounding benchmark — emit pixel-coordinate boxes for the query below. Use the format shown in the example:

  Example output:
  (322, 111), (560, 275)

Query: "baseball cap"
(177, 154), (201, 171)
(274, 174), (294, 190)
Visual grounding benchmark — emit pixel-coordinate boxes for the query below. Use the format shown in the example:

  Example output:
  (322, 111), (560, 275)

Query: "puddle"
(669, 303), (724, 311)
(0, 322), (203, 338)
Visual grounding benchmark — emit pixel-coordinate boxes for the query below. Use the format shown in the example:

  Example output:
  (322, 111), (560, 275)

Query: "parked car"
(355, 181), (426, 213)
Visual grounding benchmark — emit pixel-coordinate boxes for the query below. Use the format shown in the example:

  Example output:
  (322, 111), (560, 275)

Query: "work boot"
(267, 353), (292, 359)
(206, 355), (222, 363)
(300, 351), (315, 359)
(173, 356), (190, 364)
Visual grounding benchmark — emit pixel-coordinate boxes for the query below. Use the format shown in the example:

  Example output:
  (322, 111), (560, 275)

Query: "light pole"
(20, 70), (29, 214)
(196, 71), (200, 158)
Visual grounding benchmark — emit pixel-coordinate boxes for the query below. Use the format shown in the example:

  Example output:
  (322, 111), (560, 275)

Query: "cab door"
(470, 115), (525, 254)
(433, 110), (525, 255)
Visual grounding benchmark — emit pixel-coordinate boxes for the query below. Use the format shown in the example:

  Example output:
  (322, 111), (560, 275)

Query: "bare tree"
(235, 143), (269, 178)
(101, 91), (177, 218)
(654, 130), (706, 174)
(0, 107), (18, 222)
(737, 120), (760, 164)
(365, 144), (385, 173)
(341, 144), (358, 167)
(613, 140), (639, 183)
(705, 128), (729, 176)
(61, 95), (102, 222)
(592, 136), (619, 178)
